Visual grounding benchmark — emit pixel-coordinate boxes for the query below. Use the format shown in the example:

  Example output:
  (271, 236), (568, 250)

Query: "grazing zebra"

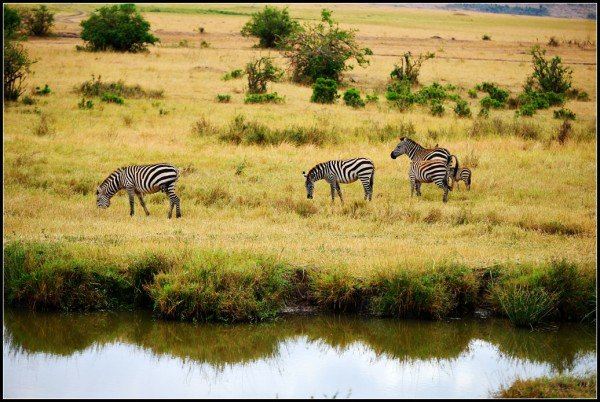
(409, 157), (457, 203)
(96, 163), (182, 218)
(303, 158), (375, 203)
(452, 167), (472, 190)
(390, 137), (456, 166)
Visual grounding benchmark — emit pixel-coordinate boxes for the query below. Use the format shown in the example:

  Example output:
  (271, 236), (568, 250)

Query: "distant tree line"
(447, 3), (550, 17)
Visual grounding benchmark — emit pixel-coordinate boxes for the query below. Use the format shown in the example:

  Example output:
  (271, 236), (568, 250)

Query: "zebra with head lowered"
(96, 163), (182, 218)
(409, 157), (457, 203)
(303, 158), (375, 204)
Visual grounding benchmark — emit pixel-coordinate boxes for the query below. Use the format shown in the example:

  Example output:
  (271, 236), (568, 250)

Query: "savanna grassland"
(3, 4), (597, 322)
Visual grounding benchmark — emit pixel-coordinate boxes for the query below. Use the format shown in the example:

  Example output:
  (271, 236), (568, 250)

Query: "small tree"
(525, 45), (572, 94)
(245, 57), (283, 94)
(21, 5), (55, 36)
(283, 9), (370, 83)
(241, 5), (301, 49)
(80, 4), (159, 52)
(3, 41), (35, 101)
(310, 78), (339, 104)
(3, 5), (22, 39)
(390, 51), (435, 84)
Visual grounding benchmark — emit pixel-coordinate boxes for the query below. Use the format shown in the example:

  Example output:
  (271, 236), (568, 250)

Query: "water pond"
(3, 308), (596, 398)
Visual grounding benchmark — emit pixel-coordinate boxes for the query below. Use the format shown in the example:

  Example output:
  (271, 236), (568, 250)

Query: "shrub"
(478, 107), (490, 118)
(200, 40), (210, 48)
(493, 284), (557, 327)
(283, 9), (370, 83)
(34, 84), (51, 96)
(3, 41), (35, 101)
(80, 4), (159, 52)
(240, 5), (301, 49)
(389, 51), (435, 84)
(101, 92), (124, 104)
(22, 95), (35, 105)
(216, 94), (231, 103)
(468, 88), (477, 99)
(525, 45), (572, 94)
(482, 34), (491, 40)
(454, 99), (472, 117)
(480, 96), (503, 109)
(553, 108), (576, 120)
(310, 77), (339, 104)
(429, 99), (445, 116)
(548, 36), (560, 47)
(76, 75), (163, 99)
(77, 98), (94, 109)
(566, 88), (590, 102)
(365, 92), (379, 103)
(4, 5), (22, 39)
(343, 88), (365, 108)
(385, 79), (415, 110)
(476, 82), (509, 104)
(222, 69), (244, 81)
(555, 120), (572, 144)
(21, 5), (55, 36)
(245, 56), (283, 94)
(244, 92), (284, 104)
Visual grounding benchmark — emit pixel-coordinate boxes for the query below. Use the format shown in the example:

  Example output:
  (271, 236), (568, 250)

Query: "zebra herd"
(95, 137), (472, 218)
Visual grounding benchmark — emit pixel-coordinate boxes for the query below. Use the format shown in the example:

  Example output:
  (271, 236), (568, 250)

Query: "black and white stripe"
(390, 137), (455, 164)
(452, 167), (472, 190)
(409, 158), (456, 203)
(96, 163), (182, 218)
(303, 158), (375, 203)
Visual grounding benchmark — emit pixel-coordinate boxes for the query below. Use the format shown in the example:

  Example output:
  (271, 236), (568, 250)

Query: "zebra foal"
(452, 167), (472, 190)
(303, 158), (375, 204)
(96, 163), (182, 218)
(409, 158), (456, 203)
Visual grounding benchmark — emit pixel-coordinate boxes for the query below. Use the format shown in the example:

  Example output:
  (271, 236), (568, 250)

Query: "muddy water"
(3, 309), (596, 398)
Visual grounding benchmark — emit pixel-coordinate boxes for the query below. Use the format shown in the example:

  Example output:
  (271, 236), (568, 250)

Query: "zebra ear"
(302, 171), (307, 177)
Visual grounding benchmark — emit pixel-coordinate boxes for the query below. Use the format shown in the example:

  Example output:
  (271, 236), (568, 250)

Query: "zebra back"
(307, 158), (374, 183)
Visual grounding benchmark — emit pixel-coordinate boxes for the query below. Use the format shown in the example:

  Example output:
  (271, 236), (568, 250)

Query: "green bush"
(80, 4), (159, 52)
(389, 51), (435, 84)
(468, 88), (478, 99)
(77, 98), (94, 109)
(493, 285), (557, 327)
(553, 108), (576, 120)
(343, 88), (365, 108)
(3, 5), (22, 39)
(216, 94), (231, 103)
(429, 99), (445, 116)
(480, 96), (503, 109)
(34, 84), (51, 95)
(245, 56), (283, 94)
(565, 88), (590, 102)
(516, 103), (536, 117)
(310, 77), (339, 104)
(244, 92), (284, 104)
(283, 9), (370, 83)
(240, 5), (301, 49)
(365, 92), (379, 103)
(21, 5), (54, 36)
(454, 99), (472, 117)
(385, 79), (415, 110)
(478, 107), (490, 118)
(101, 92), (124, 104)
(76, 75), (163, 99)
(3, 41), (35, 101)
(525, 45), (572, 94)
(22, 95), (35, 105)
(222, 69), (244, 81)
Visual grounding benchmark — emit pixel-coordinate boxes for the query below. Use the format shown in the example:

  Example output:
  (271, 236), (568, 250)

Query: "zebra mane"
(99, 167), (124, 188)
(307, 163), (324, 180)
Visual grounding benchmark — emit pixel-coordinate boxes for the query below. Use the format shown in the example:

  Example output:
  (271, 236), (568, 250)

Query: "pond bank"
(3, 241), (596, 326)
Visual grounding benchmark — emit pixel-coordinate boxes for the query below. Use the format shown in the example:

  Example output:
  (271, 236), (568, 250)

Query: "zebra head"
(303, 171), (314, 199)
(96, 186), (111, 208)
(390, 137), (410, 159)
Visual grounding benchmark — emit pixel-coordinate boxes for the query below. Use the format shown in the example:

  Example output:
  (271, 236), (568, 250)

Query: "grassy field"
(497, 373), (597, 398)
(3, 4), (597, 322)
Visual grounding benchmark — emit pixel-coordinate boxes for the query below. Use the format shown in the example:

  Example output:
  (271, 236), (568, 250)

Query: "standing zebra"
(409, 158), (456, 203)
(452, 167), (472, 190)
(96, 163), (182, 218)
(390, 137), (457, 166)
(303, 158), (375, 203)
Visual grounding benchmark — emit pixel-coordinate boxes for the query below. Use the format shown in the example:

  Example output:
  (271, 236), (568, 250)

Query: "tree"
(3, 5), (21, 39)
(4, 41), (35, 101)
(241, 5), (301, 49)
(80, 4), (159, 52)
(283, 9), (371, 84)
(21, 5), (55, 36)
(525, 45), (572, 94)
(245, 57), (283, 94)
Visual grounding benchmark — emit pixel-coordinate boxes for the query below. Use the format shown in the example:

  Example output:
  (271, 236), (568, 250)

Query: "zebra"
(408, 157), (457, 203)
(390, 137), (456, 165)
(452, 167), (472, 190)
(303, 158), (375, 203)
(96, 163), (182, 218)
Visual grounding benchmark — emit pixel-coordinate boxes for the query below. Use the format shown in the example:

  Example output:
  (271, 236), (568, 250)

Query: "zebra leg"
(410, 180), (415, 197)
(166, 184), (181, 218)
(335, 183), (344, 204)
(330, 183), (336, 204)
(415, 182), (422, 197)
(443, 186), (449, 203)
(126, 187), (136, 216)
(136, 192), (150, 216)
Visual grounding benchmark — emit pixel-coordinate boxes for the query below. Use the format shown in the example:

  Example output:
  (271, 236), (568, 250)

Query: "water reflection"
(3, 309), (596, 398)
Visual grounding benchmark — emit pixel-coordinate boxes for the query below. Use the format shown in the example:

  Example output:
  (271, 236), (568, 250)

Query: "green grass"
(497, 373), (597, 398)
(4, 241), (595, 324)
